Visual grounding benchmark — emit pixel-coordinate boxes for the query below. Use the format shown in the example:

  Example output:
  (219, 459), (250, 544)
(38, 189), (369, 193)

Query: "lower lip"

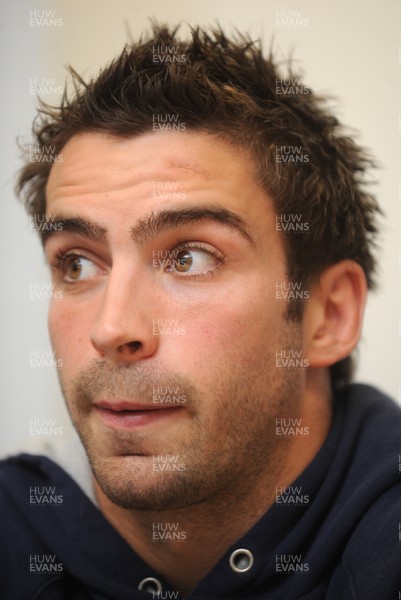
(94, 406), (184, 429)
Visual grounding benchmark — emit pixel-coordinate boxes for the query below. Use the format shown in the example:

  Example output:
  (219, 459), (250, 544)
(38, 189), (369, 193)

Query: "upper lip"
(94, 401), (180, 412)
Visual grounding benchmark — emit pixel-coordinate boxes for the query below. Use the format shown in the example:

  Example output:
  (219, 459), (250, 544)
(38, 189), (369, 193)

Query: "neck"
(94, 369), (332, 597)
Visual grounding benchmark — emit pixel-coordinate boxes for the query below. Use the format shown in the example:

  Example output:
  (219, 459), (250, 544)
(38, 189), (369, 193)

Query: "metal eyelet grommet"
(229, 548), (254, 573)
(138, 576), (163, 594)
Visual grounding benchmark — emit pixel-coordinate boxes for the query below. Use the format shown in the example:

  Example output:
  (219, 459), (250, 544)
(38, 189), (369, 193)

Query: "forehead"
(46, 130), (259, 201)
(44, 130), (287, 283)
(44, 131), (281, 260)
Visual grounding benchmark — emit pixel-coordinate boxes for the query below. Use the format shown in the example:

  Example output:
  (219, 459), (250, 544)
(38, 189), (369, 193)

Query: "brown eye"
(60, 255), (100, 283)
(164, 245), (223, 277)
(174, 250), (193, 272)
(65, 257), (83, 280)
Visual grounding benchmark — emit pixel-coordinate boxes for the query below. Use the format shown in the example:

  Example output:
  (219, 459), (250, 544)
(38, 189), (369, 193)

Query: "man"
(2, 24), (400, 599)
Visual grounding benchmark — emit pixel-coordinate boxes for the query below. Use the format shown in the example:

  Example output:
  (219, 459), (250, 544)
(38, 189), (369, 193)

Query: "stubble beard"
(59, 328), (303, 511)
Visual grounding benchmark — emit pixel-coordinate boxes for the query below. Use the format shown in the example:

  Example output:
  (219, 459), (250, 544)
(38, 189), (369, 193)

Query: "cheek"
(48, 298), (92, 371)
(175, 284), (281, 372)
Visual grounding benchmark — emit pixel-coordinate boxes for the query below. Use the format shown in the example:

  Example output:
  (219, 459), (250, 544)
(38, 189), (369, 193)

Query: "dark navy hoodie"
(1, 384), (401, 599)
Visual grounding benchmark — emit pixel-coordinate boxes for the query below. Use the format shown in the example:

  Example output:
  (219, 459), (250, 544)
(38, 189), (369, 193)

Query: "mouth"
(93, 401), (185, 429)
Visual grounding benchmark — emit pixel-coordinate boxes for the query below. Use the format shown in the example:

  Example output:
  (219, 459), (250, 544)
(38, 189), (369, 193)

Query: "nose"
(90, 266), (159, 362)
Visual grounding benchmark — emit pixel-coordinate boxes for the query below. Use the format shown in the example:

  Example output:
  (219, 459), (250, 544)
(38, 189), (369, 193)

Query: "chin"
(92, 459), (206, 511)
(98, 480), (194, 511)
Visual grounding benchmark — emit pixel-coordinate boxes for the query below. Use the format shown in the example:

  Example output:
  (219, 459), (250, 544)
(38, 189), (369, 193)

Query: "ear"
(303, 260), (368, 368)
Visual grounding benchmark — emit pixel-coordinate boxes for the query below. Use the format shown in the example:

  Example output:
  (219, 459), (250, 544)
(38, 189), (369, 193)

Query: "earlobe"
(304, 260), (368, 368)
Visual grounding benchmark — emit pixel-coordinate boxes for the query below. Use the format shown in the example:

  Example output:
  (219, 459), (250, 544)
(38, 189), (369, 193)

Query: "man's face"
(45, 131), (305, 510)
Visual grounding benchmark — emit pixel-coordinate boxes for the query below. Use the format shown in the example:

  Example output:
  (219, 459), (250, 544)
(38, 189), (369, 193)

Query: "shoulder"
(338, 383), (401, 465)
(326, 384), (401, 598)
(326, 482), (401, 599)
(0, 452), (73, 536)
(0, 452), (93, 521)
(0, 455), (64, 598)
(341, 382), (401, 425)
(0, 453), (68, 501)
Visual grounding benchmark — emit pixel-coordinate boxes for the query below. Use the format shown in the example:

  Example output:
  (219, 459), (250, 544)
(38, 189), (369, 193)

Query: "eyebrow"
(41, 216), (107, 245)
(130, 207), (254, 245)
(41, 206), (254, 246)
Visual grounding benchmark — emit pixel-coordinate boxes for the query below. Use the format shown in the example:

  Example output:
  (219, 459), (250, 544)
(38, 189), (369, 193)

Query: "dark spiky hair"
(16, 23), (380, 389)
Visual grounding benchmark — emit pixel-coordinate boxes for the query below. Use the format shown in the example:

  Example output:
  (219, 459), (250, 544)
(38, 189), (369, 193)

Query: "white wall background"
(0, 0), (400, 456)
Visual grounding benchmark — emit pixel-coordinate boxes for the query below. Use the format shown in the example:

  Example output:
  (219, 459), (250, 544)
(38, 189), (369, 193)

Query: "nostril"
(117, 341), (142, 353)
